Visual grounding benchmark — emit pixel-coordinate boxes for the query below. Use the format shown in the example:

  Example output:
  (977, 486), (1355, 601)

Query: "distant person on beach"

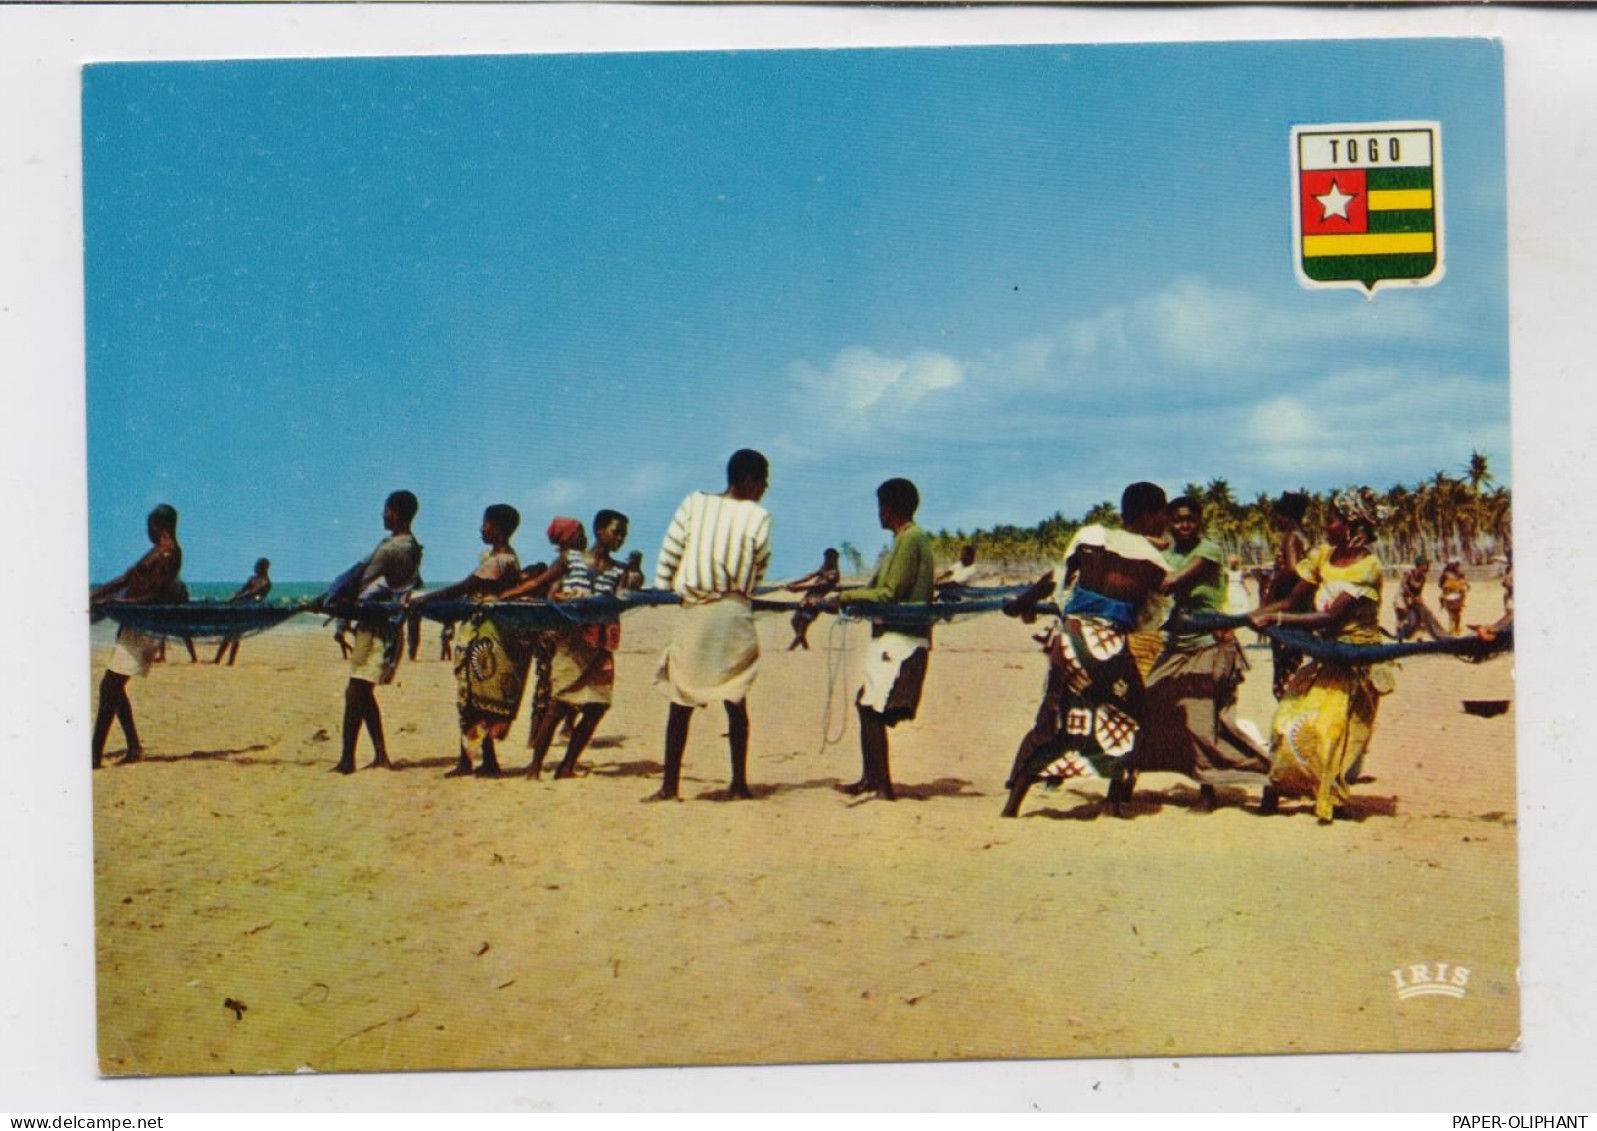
(528, 509), (635, 781)
(1473, 554), (1513, 641)
(1393, 556), (1445, 642)
(406, 594), (425, 663)
(1225, 555), (1250, 613)
(334, 490), (422, 775)
(829, 479), (935, 802)
(1439, 560), (1470, 636)
(500, 517), (584, 750)
(213, 557), (272, 666)
(411, 504), (526, 778)
(784, 548), (841, 651)
(439, 620), (456, 661)
(649, 449), (772, 802)
(623, 549), (646, 591)
(90, 504), (185, 768)
(153, 634), (199, 665)
(999, 482), (1170, 818)
(935, 543), (979, 592)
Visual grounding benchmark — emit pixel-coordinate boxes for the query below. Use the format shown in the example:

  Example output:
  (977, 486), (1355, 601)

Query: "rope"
(816, 614), (856, 755)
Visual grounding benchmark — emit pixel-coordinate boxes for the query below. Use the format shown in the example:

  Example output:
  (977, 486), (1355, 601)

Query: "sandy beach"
(90, 579), (1518, 1075)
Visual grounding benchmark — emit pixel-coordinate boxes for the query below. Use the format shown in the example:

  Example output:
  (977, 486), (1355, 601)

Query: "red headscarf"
(546, 516), (583, 549)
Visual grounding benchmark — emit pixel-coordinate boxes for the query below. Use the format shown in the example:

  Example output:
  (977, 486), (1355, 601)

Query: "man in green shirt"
(829, 477), (935, 801)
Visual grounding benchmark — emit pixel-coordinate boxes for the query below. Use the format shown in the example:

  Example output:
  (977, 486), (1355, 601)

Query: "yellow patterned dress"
(1267, 544), (1394, 821)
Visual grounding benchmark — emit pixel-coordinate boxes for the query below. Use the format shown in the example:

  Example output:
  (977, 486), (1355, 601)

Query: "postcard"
(83, 38), (1515, 1075)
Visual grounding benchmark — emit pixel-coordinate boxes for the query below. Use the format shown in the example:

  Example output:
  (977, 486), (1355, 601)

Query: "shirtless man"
(785, 548), (841, 652)
(1000, 482), (1170, 818)
(90, 504), (185, 768)
(1393, 556), (1433, 641)
(335, 491), (422, 774)
(213, 557), (272, 665)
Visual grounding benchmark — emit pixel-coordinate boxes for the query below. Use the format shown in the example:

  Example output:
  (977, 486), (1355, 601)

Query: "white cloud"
(1052, 275), (1439, 382)
(774, 276), (1502, 505)
(790, 346), (966, 416)
(537, 477), (581, 509)
(1244, 367), (1508, 482)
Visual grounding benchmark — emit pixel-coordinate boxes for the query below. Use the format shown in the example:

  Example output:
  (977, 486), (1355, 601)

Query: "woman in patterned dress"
(410, 504), (526, 778)
(1249, 488), (1394, 824)
(527, 510), (636, 780)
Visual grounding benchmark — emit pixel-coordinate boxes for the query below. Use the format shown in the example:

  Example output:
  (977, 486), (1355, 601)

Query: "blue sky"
(84, 39), (1508, 582)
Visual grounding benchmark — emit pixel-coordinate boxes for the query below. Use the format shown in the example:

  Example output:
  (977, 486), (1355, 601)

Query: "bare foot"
(641, 789), (679, 803)
(727, 783), (754, 801)
(331, 761), (355, 775)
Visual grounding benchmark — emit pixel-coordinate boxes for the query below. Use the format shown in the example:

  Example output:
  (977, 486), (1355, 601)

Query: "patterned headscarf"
(1333, 487), (1391, 532)
(546, 516), (584, 549)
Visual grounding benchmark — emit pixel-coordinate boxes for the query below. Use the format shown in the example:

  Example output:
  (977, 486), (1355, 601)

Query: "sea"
(182, 581), (331, 604)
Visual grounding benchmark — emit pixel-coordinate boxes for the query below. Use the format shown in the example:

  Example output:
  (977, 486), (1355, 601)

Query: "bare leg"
(183, 636), (199, 664)
(92, 671), (130, 769)
(859, 706), (894, 800)
(474, 734), (502, 778)
(645, 702), (692, 801)
(226, 638), (241, 666)
(555, 704), (608, 779)
(362, 688), (390, 768)
(725, 701), (753, 799)
(1000, 773), (1033, 819)
(839, 702), (878, 795)
(336, 679), (368, 773)
(1106, 766), (1137, 816)
(114, 692), (143, 760)
(526, 703), (570, 779)
(445, 736), (473, 777)
(214, 637), (230, 664)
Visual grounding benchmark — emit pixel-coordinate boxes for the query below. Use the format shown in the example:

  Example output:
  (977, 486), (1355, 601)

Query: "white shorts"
(348, 626), (397, 685)
(858, 631), (930, 719)
(107, 627), (160, 679)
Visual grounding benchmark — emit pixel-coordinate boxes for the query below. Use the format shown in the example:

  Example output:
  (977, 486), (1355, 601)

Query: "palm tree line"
(920, 451), (1510, 575)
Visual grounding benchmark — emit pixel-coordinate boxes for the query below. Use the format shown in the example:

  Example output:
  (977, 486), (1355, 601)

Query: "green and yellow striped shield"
(1291, 122), (1444, 295)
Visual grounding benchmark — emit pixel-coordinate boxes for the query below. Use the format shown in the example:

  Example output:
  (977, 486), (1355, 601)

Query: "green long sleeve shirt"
(838, 523), (936, 638)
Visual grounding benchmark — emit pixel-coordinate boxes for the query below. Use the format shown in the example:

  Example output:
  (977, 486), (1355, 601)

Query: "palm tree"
(1464, 451), (1494, 563)
(1083, 500), (1118, 527)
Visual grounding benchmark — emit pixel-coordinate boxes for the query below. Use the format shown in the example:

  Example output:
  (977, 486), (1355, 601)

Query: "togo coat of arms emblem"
(1291, 121), (1444, 295)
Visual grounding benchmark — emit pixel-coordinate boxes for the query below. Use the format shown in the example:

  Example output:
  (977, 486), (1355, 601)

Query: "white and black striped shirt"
(655, 491), (772, 603)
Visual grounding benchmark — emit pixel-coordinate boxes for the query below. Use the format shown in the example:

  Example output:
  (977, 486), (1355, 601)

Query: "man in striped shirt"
(648, 449), (772, 802)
